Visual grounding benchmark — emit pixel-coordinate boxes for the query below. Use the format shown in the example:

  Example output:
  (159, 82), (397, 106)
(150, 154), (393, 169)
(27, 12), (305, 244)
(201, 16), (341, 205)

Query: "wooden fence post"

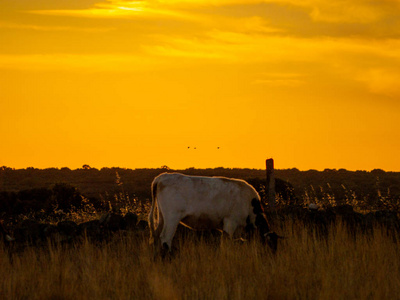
(266, 158), (276, 209)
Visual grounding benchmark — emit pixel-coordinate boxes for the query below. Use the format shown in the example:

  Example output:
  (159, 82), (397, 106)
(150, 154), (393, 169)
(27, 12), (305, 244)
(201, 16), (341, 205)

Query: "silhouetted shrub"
(51, 183), (84, 212)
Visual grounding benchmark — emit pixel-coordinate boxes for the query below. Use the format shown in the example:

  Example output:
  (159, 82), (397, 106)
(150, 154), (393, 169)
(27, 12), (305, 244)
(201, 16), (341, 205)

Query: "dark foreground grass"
(1, 220), (400, 300)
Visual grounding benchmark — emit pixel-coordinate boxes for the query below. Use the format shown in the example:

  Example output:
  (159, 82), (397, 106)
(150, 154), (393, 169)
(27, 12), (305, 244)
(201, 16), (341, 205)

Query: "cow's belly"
(180, 214), (223, 230)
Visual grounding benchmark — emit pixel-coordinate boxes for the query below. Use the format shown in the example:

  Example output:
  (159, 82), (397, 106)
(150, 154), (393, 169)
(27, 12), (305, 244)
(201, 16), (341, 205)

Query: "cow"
(148, 173), (281, 255)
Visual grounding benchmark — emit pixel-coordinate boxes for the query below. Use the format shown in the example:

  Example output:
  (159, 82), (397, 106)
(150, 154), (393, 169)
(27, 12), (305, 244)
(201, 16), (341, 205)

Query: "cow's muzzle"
(264, 231), (285, 253)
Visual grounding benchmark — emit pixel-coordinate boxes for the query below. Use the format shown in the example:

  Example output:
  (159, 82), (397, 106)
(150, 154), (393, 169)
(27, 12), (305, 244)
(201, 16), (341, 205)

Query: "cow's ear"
(251, 198), (263, 214)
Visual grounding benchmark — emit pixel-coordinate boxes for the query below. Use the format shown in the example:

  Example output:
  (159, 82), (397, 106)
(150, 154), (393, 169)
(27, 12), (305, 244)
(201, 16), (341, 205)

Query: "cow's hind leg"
(150, 207), (165, 260)
(153, 210), (164, 248)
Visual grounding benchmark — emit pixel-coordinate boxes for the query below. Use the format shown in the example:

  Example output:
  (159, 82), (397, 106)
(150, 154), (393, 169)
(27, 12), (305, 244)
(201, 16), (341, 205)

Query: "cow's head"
(252, 199), (284, 253)
(255, 214), (283, 253)
(263, 231), (284, 254)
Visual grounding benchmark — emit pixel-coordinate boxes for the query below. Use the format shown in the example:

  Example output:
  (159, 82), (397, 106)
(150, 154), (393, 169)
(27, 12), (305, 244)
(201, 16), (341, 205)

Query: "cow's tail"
(148, 178), (158, 244)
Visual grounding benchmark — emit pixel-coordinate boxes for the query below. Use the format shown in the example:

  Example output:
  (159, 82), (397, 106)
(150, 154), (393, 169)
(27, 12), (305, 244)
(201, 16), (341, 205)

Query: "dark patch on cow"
(181, 214), (223, 230)
(251, 198), (264, 214)
(255, 213), (271, 235)
(245, 215), (254, 234)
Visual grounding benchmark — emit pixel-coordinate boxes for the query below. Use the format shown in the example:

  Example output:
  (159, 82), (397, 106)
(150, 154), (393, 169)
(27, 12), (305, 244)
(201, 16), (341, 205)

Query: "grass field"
(2, 217), (400, 300)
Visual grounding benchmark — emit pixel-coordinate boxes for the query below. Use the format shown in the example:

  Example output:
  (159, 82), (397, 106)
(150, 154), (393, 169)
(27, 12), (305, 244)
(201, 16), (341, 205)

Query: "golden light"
(1, 0), (400, 170)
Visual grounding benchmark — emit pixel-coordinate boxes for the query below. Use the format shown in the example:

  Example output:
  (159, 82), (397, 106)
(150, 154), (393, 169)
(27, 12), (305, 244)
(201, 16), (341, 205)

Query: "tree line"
(1, 166), (399, 216)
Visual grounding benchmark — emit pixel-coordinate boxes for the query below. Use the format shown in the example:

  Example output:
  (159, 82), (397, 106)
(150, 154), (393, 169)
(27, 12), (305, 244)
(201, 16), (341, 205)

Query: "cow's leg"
(153, 208), (164, 249)
(159, 216), (180, 254)
(244, 215), (257, 241)
(220, 218), (237, 247)
(223, 218), (237, 238)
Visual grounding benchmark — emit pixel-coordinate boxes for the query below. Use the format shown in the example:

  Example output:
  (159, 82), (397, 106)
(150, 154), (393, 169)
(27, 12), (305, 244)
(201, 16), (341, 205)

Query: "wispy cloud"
(156, 0), (399, 23)
(308, 2), (384, 23)
(357, 68), (400, 98)
(4, 0), (400, 99)
(0, 54), (163, 71)
(253, 73), (305, 87)
(27, 0), (193, 20)
(0, 21), (114, 32)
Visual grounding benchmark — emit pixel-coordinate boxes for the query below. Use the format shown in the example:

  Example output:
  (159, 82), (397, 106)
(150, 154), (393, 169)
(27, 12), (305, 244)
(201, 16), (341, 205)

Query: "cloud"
(206, 16), (284, 35)
(156, 0), (399, 24)
(141, 31), (400, 99)
(253, 73), (305, 87)
(3, 0), (400, 100)
(358, 68), (400, 98)
(26, 0), (192, 20)
(142, 43), (229, 59)
(146, 32), (398, 63)
(308, 2), (384, 23)
(1, 0), (100, 10)
(0, 21), (114, 32)
(0, 54), (163, 71)
(20, 0), (400, 39)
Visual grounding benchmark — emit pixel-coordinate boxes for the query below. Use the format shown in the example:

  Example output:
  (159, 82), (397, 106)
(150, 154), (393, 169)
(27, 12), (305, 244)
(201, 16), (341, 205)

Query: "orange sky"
(1, 0), (400, 171)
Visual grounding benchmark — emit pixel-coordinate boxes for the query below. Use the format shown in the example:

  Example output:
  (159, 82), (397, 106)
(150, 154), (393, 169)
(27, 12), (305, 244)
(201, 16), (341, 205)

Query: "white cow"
(149, 173), (280, 255)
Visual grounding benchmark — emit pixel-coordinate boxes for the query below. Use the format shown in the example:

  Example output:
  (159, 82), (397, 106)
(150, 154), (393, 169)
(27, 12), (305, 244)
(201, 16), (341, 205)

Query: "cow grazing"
(149, 173), (281, 255)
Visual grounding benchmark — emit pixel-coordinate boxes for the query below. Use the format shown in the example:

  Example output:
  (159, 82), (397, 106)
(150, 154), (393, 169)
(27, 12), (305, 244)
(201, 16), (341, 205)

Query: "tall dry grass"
(1, 220), (400, 300)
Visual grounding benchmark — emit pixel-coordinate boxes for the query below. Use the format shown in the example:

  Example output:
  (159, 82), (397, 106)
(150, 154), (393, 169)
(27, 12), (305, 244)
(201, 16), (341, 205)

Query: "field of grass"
(2, 217), (400, 300)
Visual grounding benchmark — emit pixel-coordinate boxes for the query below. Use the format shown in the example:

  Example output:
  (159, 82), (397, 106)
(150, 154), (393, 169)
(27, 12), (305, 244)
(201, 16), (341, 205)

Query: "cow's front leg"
(222, 218), (237, 240)
(223, 218), (237, 237)
(219, 218), (237, 248)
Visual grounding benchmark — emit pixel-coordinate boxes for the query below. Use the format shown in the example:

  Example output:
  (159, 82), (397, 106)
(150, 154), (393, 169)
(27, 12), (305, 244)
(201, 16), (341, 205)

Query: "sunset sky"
(1, 0), (400, 171)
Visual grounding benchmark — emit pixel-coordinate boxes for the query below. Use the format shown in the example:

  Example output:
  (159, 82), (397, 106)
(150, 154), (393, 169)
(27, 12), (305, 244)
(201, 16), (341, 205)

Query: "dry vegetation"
(1, 218), (400, 300)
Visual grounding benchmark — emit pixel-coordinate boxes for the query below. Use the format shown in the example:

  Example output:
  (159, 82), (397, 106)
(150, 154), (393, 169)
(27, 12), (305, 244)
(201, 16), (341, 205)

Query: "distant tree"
(82, 164), (91, 170)
(52, 183), (83, 211)
(161, 165), (170, 171)
(0, 166), (12, 171)
(371, 169), (385, 175)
